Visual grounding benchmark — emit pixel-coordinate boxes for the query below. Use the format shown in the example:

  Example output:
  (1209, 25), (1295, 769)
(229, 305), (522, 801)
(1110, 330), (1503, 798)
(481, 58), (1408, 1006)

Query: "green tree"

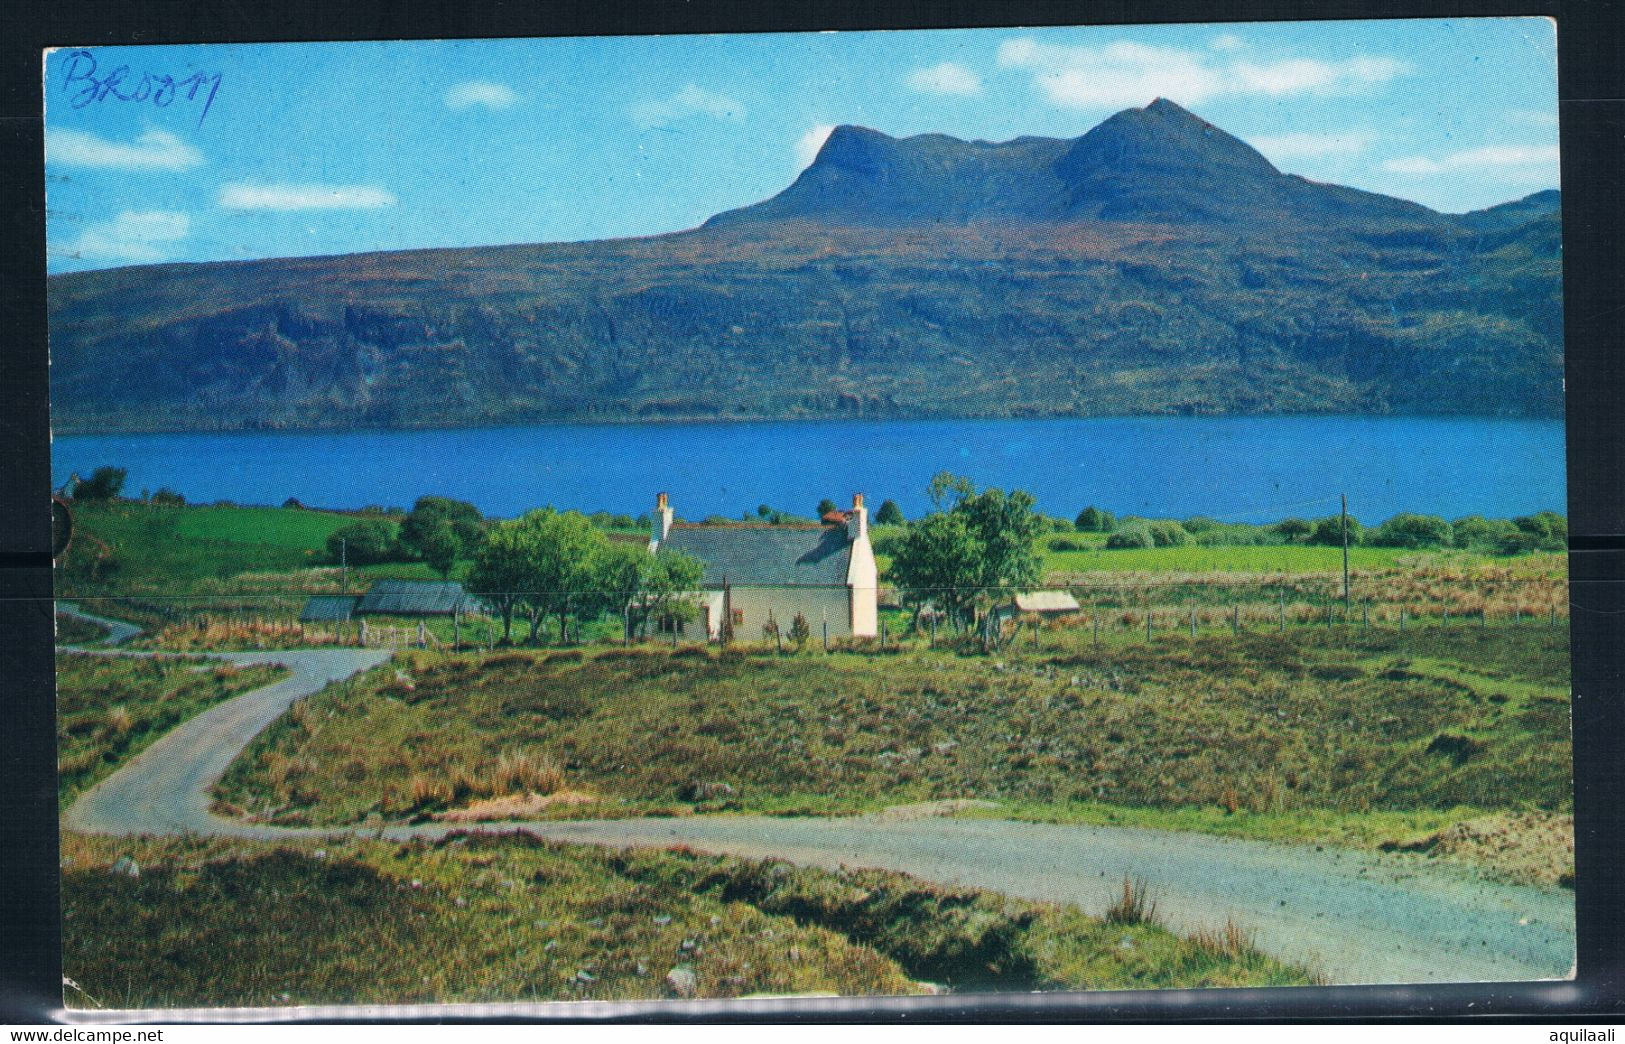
(398, 496), (484, 562)
(1146, 520), (1191, 547)
(417, 522), (461, 579)
(467, 518), (542, 644)
(326, 518), (398, 566)
(1513, 511), (1567, 551)
(816, 498), (839, 518)
(888, 474), (1045, 629)
(73, 467), (127, 503)
(1074, 506), (1114, 532)
(593, 540), (703, 638)
(1274, 517), (1312, 543)
(876, 500), (906, 526)
(509, 510), (607, 644)
(1372, 513), (1453, 548)
(1308, 515), (1362, 547)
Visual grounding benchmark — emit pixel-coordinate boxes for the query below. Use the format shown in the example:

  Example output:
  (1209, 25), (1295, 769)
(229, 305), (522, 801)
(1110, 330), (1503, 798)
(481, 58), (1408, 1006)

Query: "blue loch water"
(52, 416), (1566, 524)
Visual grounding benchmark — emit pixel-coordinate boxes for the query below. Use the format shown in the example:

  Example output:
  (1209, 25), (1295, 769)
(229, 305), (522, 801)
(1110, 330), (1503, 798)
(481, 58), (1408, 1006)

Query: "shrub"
(326, 518), (399, 565)
(1451, 515), (1519, 551)
(1147, 520), (1191, 547)
(1273, 517), (1313, 543)
(1049, 537), (1085, 552)
(1074, 506), (1115, 532)
(788, 613), (811, 648)
(73, 466), (127, 503)
(1514, 511), (1567, 551)
(1307, 515), (1362, 546)
(150, 488), (186, 506)
(875, 500), (906, 526)
(1181, 516), (1222, 534)
(1373, 513), (1453, 548)
(1106, 521), (1154, 549)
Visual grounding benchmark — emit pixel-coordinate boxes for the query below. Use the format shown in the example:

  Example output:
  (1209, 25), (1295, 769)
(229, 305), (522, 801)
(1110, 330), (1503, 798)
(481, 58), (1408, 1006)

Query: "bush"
(1180, 516), (1222, 534)
(1074, 506), (1115, 532)
(1049, 537), (1085, 552)
(1273, 518), (1312, 543)
(875, 500), (906, 526)
(1372, 513), (1453, 548)
(73, 466), (126, 502)
(150, 488), (186, 507)
(1106, 521), (1155, 550)
(1514, 511), (1567, 551)
(1307, 515), (1362, 547)
(1452, 516), (1520, 551)
(326, 519), (399, 565)
(1146, 520), (1191, 547)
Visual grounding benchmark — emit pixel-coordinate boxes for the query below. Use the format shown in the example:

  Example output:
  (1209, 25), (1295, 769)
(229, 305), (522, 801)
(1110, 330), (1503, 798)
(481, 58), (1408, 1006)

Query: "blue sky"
(43, 18), (1559, 273)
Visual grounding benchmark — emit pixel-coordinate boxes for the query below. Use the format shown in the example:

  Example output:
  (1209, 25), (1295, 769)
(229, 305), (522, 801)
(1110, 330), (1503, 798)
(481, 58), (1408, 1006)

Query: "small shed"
(1012, 591), (1082, 616)
(299, 595), (359, 623)
(356, 580), (481, 617)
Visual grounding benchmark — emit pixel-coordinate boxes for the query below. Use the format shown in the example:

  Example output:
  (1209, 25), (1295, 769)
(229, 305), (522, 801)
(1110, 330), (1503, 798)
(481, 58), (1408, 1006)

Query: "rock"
(681, 781), (736, 801)
(665, 966), (698, 999)
(111, 856), (139, 878)
(652, 914), (672, 926)
(575, 970), (596, 983)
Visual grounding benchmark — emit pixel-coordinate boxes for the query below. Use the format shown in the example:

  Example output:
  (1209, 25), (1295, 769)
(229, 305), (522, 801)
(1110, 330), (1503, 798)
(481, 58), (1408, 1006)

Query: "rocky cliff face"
(48, 99), (1563, 432)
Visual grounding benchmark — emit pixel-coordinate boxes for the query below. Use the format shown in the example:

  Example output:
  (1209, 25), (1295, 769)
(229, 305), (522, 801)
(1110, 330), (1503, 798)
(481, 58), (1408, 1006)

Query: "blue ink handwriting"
(60, 50), (223, 127)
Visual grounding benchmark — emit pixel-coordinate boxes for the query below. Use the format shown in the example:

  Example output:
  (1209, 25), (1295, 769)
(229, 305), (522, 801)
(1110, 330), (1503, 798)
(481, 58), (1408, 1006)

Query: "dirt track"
(57, 607), (1575, 987)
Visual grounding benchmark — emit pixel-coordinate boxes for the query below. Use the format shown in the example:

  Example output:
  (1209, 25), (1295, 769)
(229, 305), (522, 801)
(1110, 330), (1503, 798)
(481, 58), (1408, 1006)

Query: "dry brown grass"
(1104, 876), (1159, 926)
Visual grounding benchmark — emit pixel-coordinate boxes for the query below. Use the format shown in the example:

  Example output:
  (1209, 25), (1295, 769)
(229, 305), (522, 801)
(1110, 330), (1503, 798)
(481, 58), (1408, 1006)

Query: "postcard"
(45, 17), (1570, 1013)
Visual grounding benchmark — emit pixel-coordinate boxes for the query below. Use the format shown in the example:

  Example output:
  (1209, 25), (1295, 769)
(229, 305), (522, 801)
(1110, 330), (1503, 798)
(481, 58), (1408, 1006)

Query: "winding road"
(58, 606), (1575, 987)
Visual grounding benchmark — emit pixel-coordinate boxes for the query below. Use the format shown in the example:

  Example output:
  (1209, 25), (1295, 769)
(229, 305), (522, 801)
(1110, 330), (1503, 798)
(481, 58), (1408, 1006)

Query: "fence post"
(882, 619), (888, 649)
(822, 611), (829, 652)
(1279, 589), (1286, 632)
(1443, 608), (1450, 628)
(1146, 608), (1153, 643)
(1232, 603), (1239, 636)
(930, 614), (937, 649)
(1400, 607), (1406, 632)
(1093, 613), (1100, 646)
(1362, 604), (1369, 629)
(1189, 606), (1197, 639)
(1480, 607), (1487, 628)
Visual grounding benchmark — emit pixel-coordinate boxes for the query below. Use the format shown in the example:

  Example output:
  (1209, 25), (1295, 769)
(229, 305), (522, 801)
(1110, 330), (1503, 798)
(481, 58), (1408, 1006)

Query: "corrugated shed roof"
(1014, 591), (1081, 613)
(357, 580), (479, 616)
(659, 525), (851, 587)
(300, 596), (359, 622)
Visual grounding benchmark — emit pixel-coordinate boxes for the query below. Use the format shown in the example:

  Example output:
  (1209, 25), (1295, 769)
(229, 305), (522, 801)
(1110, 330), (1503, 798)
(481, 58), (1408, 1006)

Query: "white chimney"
(652, 492), (674, 547)
(847, 492), (868, 542)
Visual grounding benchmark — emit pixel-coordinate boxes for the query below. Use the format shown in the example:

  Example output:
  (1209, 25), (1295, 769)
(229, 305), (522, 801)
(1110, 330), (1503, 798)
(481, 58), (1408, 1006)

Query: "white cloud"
(997, 36), (1408, 109)
(906, 62), (982, 96)
(444, 81), (520, 110)
(1382, 144), (1560, 177)
(218, 183), (397, 211)
(47, 128), (202, 171)
(1248, 129), (1379, 162)
(1210, 33), (1247, 52)
(60, 210), (190, 263)
(629, 85), (745, 128)
(795, 125), (836, 168)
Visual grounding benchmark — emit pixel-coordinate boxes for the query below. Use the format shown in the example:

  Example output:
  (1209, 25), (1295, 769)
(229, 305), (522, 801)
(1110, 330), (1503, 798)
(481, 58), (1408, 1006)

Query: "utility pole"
(340, 538), (348, 593)
(1341, 493), (1351, 618)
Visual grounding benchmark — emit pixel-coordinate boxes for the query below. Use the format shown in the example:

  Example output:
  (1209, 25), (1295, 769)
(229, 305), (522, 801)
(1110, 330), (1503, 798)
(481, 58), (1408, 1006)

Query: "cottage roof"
(299, 595), (359, 622)
(1013, 591), (1082, 613)
(356, 579), (480, 616)
(659, 524), (852, 587)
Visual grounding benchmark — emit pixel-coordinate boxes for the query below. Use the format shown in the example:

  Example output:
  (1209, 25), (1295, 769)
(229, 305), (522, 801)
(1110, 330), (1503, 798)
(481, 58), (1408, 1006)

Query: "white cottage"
(649, 492), (878, 641)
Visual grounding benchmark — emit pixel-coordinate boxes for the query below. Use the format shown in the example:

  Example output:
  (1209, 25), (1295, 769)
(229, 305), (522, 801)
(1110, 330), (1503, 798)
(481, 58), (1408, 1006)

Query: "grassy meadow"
(56, 652), (286, 805)
(55, 497), (1572, 1001)
(213, 626), (1570, 879)
(59, 830), (1310, 1009)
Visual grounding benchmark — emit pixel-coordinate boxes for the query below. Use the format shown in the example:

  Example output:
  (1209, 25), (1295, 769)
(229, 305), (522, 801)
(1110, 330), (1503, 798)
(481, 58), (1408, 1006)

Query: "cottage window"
(731, 609), (745, 626)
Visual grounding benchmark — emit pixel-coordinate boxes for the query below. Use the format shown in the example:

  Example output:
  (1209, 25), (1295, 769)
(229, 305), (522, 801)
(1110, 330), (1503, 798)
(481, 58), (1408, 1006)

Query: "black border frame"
(4, 0), (1621, 1024)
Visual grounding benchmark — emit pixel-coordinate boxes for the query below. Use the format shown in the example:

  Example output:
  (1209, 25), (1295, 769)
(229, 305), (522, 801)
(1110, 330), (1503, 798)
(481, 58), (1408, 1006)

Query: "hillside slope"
(48, 99), (1563, 432)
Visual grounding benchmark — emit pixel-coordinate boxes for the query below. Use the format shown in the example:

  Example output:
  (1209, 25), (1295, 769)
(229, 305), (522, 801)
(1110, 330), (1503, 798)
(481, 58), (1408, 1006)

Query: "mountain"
(47, 99), (1564, 433)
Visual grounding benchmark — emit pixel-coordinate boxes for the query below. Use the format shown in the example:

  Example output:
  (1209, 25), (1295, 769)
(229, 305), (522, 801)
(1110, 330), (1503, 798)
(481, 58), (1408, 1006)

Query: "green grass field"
(59, 830), (1308, 1008)
(216, 627), (1570, 876)
(56, 652), (286, 805)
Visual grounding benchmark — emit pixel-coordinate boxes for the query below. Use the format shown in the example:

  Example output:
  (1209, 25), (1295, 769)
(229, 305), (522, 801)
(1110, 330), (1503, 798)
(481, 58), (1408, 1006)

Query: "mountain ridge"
(48, 100), (1564, 432)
